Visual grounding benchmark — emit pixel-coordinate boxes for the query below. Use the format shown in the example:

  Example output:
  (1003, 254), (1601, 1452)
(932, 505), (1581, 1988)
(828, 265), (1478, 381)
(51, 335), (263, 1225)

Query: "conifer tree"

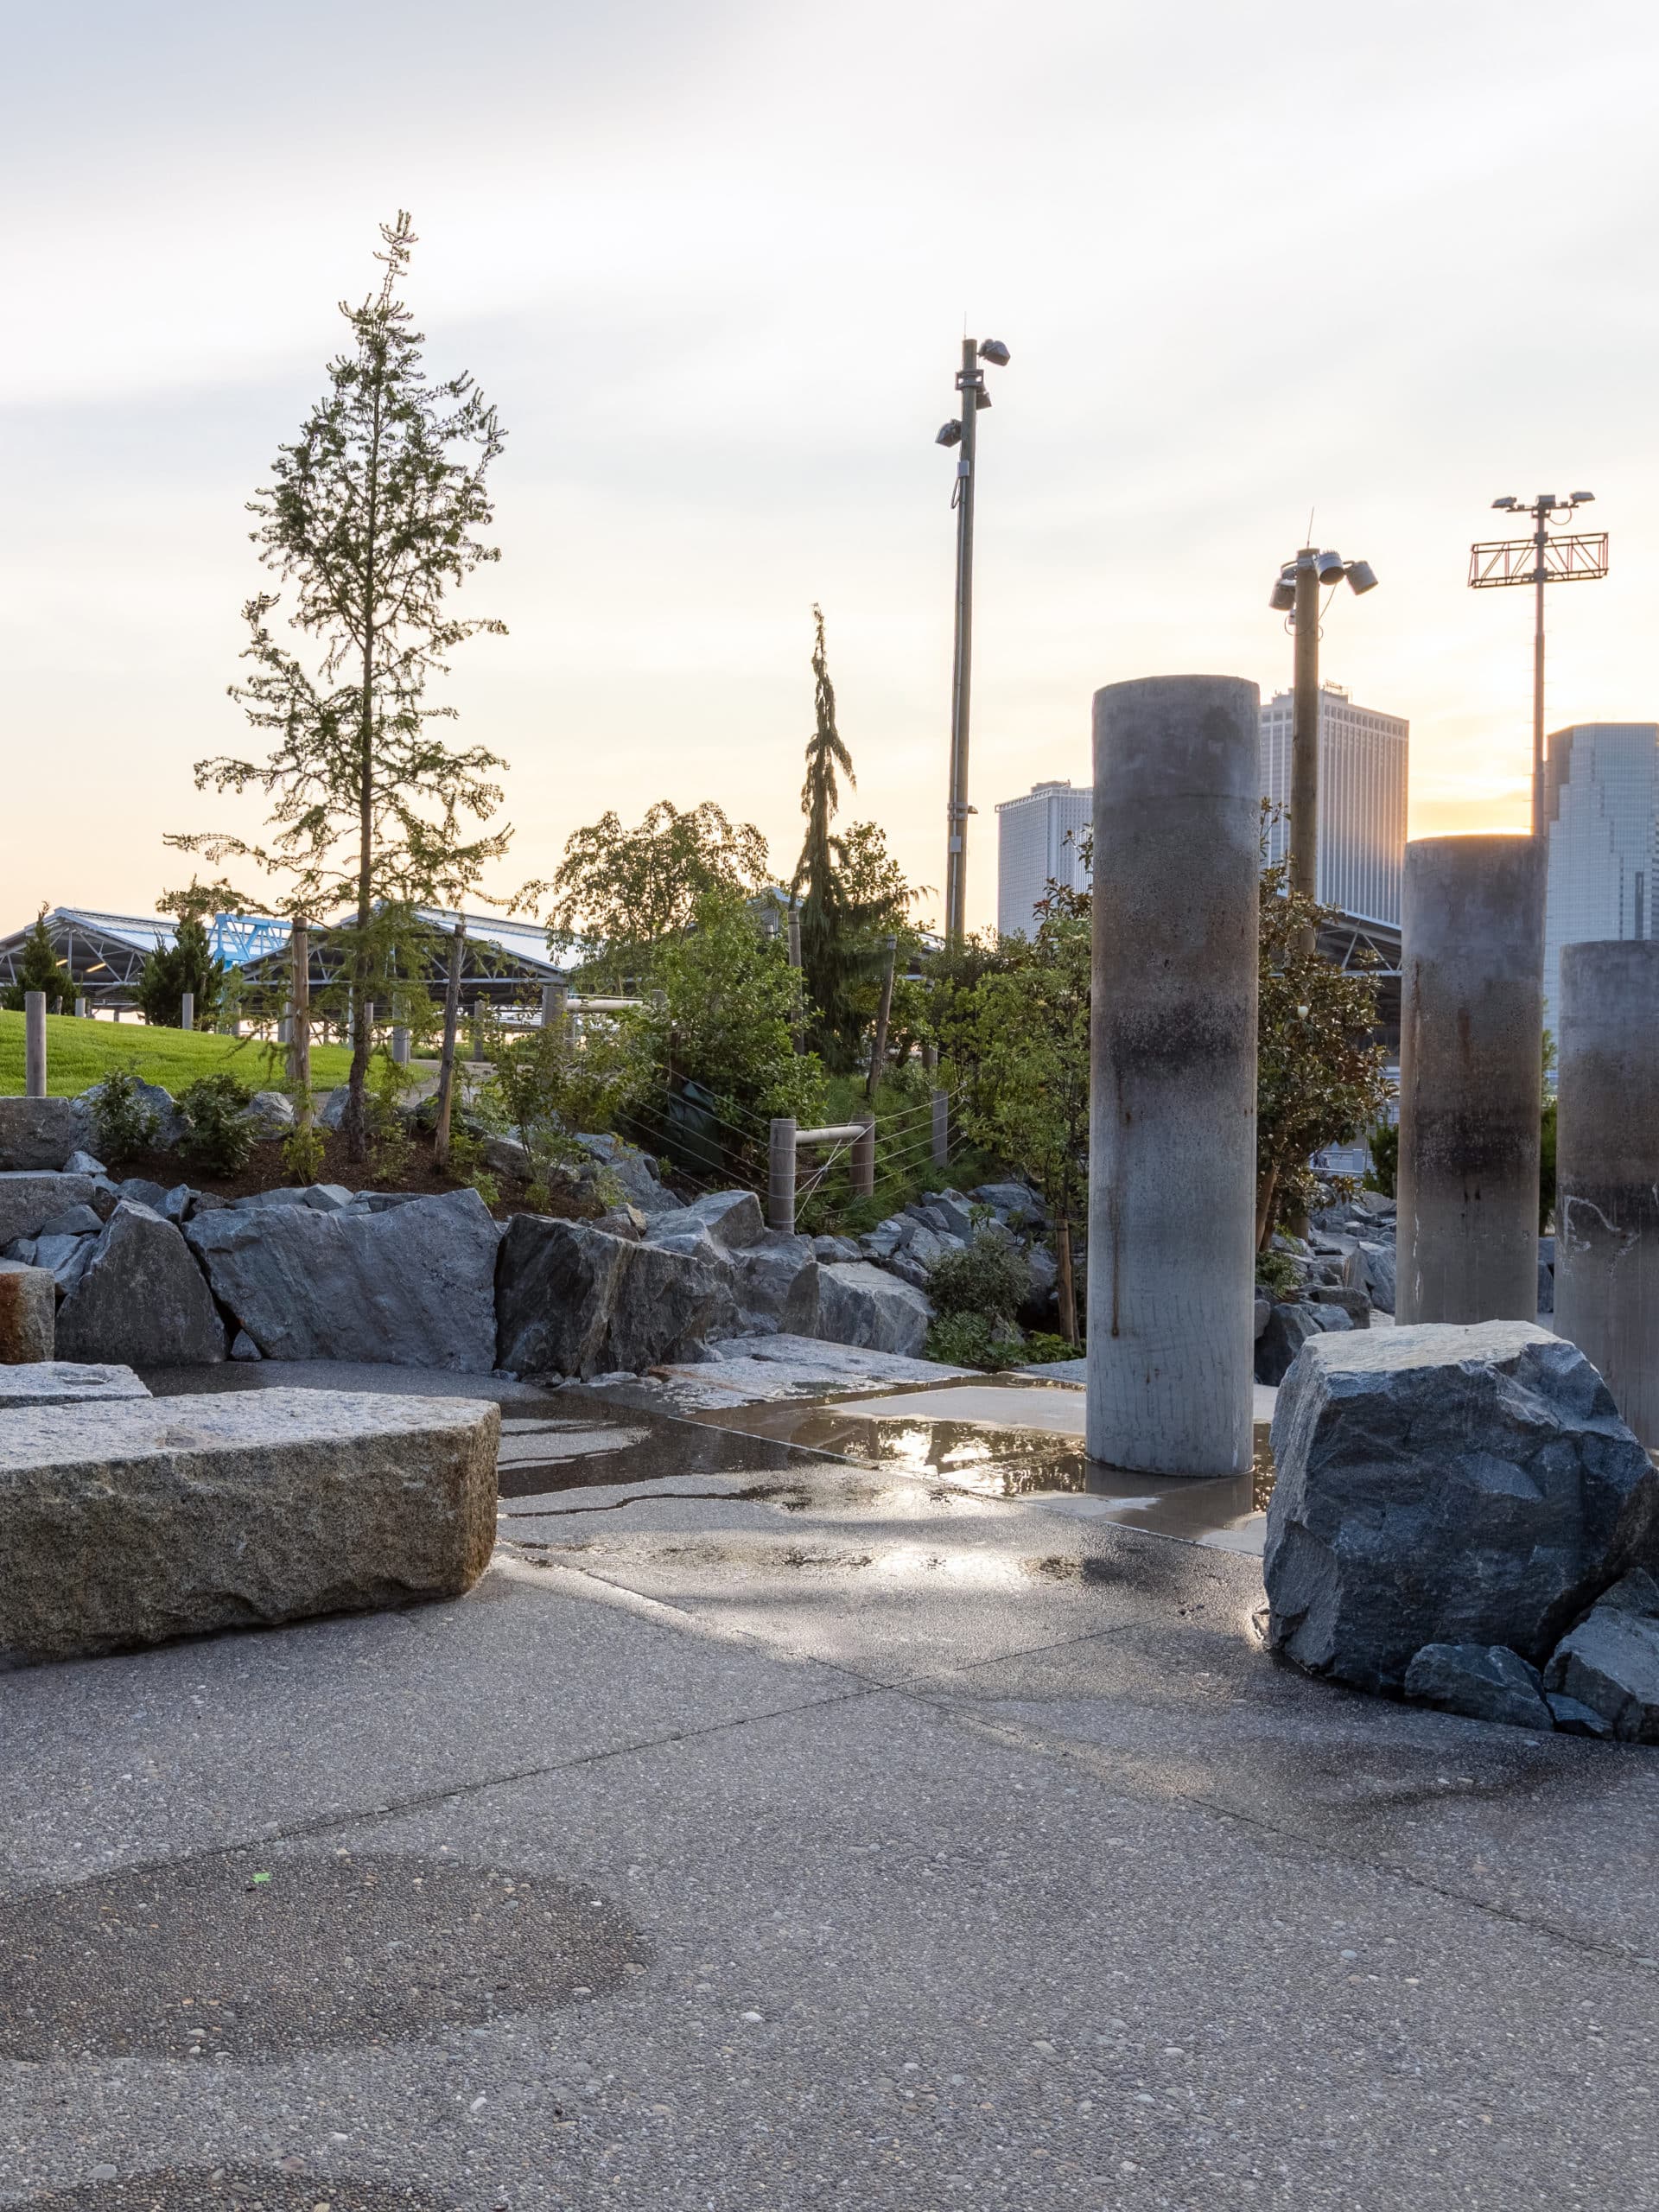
(170, 213), (511, 1158)
(2, 908), (73, 1014)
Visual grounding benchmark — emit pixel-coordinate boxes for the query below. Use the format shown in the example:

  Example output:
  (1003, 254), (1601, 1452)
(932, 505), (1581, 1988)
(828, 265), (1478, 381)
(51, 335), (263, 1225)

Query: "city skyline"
(4, 2), (1656, 937)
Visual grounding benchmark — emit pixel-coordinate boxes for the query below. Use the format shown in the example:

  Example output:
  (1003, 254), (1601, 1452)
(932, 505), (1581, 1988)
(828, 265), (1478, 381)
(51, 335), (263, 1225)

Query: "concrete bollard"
(851, 1110), (875, 1201)
(391, 1025), (411, 1066)
(1396, 836), (1543, 1325)
(1554, 939), (1659, 1445)
(74, 996), (87, 1020)
(541, 981), (569, 1035)
(180, 991), (194, 1033)
(931, 1089), (949, 1167)
(23, 993), (47, 1099)
(1086, 675), (1260, 1478)
(768, 1118), (798, 1233)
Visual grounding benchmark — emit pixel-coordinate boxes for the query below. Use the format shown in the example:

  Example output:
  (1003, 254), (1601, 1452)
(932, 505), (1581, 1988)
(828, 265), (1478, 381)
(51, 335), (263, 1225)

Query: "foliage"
(954, 890), (1090, 1341)
(926, 927), (1016, 1116)
(363, 1051), (416, 1185)
(89, 1069), (160, 1161)
(1020, 1331), (1078, 1365)
(791, 609), (912, 1071)
(2, 908), (74, 1014)
(485, 1013), (652, 1203)
(281, 1120), (327, 1185)
(535, 800), (771, 989)
(176, 1072), (257, 1175)
(1254, 1248), (1301, 1299)
(645, 891), (825, 1137)
(168, 213), (511, 1161)
(925, 1310), (1027, 1371)
(925, 1232), (1029, 1324)
(136, 912), (227, 1030)
(1255, 829), (1392, 1248)
(1362, 1120), (1398, 1198)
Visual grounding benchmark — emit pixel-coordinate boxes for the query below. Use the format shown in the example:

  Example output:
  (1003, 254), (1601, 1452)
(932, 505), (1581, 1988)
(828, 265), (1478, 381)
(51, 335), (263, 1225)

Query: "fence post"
(289, 918), (311, 1116)
(23, 993), (47, 1098)
(851, 1109), (876, 1200)
(921, 1041), (938, 1074)
(768, 1118), (798, 1233)
(931, 1090), (949, 1166)
(434, 922), (466, 1171)
(181, 990), (194, 1032)
(541, 980), (569, 1035)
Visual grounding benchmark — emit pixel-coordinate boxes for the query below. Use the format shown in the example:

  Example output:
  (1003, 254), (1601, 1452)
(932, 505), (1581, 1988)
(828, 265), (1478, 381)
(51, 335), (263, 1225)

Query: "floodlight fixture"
(1344, 559), (1379, 594)
(1269, 575), (1297, 613)
(1313, 550), (1346, 586)
(936, 419), (963, 448)
(1492, 494), (1518, 510)
(1571, 489), (1596, 504)
(974, 386), (992, 410)
(977, 338), (1011, 366)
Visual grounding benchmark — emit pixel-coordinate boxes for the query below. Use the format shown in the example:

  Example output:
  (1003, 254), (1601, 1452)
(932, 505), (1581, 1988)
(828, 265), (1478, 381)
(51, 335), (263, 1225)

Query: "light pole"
(1469, 493), (1608, 838)
(937, 335), (1010, 942)
(1268, 546), (1378, 920)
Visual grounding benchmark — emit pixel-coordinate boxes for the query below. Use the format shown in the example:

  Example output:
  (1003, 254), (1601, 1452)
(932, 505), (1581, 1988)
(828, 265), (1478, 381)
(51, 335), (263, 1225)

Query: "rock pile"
(850, 1181), (1057, 1313)
(1266, 1320), (1659, 1739)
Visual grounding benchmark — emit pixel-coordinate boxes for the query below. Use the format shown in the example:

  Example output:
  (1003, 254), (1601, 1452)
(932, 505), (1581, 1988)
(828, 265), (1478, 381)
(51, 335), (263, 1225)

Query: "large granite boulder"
(0, 1262), (54, 1363)
(496, 1215), (738, 1377)
(576, 1134), (683, 1220)
(1254, 1298), (1351, 1385)
(817, 1261), (932, 1359)
(1356, 1238), (1395, 1313)
(0, 1173), (96, 1249)
(733, 1236), (819, 1337)
(1402, 1643), (1554, 1732)
(56, 1203), (226, 1367)
(1543, 1570), (1659, 1742)
(0, 1362), (150, 1411)
(0, 1389), (499, 1665)
(677, 1189), (765, 1249)
(186, 1187), (501, 1371)
(1266, 1322), (1659, 1694)
(0, 1097), (76, 1172)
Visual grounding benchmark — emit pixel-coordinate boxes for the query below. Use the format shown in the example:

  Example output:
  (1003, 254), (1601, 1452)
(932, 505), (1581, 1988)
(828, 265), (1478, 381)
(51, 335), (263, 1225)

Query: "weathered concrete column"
(1554, 939), (1659, 1444)
(23, 994), (47, 1099)
(180, 991), (194, 1032)
(1086, 675), (1260, 1478)
(391, 1025), (411, 1066)
(768, 1118), (798, 1233)
(850, 1110), (875, 1201)
(73, 996), (87, 1020)
(1396, 836), (1543, 1325)
(931, 1089), (949, 1167)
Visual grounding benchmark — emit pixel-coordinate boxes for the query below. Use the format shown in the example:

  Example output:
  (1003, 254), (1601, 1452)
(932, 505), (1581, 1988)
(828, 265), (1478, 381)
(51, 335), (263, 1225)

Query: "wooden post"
(180, 991), (194, 1032)
(23, 993), (47, 1098)
(921, 1040), (938, 1074)
(865, 934), (898, 1101)
(289, 918), (312, 1121)
(434, 923), (466, 1171)
(768, 1118), (798, 1233)
(541, 980), (569, 1035)
(931, 1089), (949, 1167)
(851, 1109), (876, 1199)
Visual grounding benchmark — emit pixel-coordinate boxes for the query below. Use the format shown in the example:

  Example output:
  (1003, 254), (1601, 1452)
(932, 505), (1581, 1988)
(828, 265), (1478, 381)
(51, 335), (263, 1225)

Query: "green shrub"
(89, 1070), (160, 1162)
(176, 1072), (256, 1176)
(1019, 1331), (1077, 1365)
(1255, 1248), (1300, 1300)
(281, 1120), (327, 1185)
(1362, 1120), (1398, 1198)
(925, 1311), (1027, 1371)
(925, 1233), (1028, 1323)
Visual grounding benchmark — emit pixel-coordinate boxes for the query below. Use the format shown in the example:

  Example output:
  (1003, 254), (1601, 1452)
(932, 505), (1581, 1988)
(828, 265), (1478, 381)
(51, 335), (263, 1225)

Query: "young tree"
(487, 1013), (653, 1208)
(791, 608), (909, 1071)
(2, 908), (74, 1014)
(136, 887), (228, 1029)
(646, 890), (824, 1141)
(538, 799), (770, 988)
(169, 213), (511, 1159)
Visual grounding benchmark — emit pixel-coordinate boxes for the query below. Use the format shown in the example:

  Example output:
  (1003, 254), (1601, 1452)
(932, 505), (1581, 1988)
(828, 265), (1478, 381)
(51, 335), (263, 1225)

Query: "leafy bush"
(89, 1070), (160, 1162)
(281, 1120), (327, 1185)
(1362, 1120), (1398, 1198)
(176, 1072), (256, 1175)
(925, 1311), (1027, 1371)
(1255, 1248), (1301, 1300)
(1020, 1331), (1077, 1365)
(925, 1233), (1028, 1324)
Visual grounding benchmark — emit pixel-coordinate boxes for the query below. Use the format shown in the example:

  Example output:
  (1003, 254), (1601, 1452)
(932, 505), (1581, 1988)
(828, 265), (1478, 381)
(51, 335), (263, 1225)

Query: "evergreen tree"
(790, 607), (905, 1071)
(2, 908), (73, 1014)
(169, 213), (511, 1159)
(136, 913), (227, 1029)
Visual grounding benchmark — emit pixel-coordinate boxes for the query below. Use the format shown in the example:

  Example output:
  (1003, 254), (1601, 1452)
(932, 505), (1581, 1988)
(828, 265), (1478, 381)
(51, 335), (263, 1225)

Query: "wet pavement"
(5, 1351), (1657, 2209)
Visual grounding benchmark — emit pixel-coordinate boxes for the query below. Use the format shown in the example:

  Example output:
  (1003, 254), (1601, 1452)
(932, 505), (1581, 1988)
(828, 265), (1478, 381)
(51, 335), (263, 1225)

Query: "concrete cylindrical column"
(850, 1111), (875, 1200)
(181, 991), (194, 1032)
(541, 981), (569, 1033)
(23, 992), (47, 1098)
(1396, 836), (1543, 1325)
(1086, 675), (1260, 1478)
(931, 1089), (949, 1167)
(768, 1118), (798, 1234)
(1554, 940), (1659, 1444)
(391, 1025), (411, 1066)
(74, 995), (87, 1020)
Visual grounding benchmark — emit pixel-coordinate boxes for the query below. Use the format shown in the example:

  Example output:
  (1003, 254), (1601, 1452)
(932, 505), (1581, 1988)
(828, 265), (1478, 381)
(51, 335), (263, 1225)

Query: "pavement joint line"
(930, 1700), (1659, 1980)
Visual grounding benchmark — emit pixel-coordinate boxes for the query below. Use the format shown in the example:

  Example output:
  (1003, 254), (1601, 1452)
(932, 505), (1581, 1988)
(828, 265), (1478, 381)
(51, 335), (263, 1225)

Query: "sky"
(4, 0), (1657, 937)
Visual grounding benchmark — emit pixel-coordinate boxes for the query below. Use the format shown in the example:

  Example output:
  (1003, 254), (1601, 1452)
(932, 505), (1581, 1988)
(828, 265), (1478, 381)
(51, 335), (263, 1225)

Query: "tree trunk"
(1056, 1214), (1077, 1345)
(1255, 1164), (1280, 1253)
(433, 922), (465, 1170)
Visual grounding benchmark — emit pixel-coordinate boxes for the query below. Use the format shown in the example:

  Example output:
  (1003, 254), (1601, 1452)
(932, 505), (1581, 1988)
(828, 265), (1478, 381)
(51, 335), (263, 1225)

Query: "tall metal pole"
(1532, 508), (1548, 840)
(945, 336), (979, 943)
(1289, 548), (1320, 921)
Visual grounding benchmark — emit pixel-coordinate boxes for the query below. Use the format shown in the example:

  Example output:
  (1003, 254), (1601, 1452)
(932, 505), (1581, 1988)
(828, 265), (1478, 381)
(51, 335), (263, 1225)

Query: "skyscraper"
(995, 779), (1092, 939)
(1259, 684), (1408, 926)
(1542, 722), (1659, 1035)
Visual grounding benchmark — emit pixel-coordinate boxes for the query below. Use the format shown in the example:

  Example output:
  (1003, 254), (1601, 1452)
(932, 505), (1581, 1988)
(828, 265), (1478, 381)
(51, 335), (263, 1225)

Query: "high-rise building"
(1542, 722), (1659, 1034)
(1259, 684), (1408, 927)
(995, 779), (1093, 939)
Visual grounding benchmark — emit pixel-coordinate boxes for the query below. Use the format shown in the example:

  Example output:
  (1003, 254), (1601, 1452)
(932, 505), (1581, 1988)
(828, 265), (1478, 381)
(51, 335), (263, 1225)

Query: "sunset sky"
(4, 0), (1656, 936)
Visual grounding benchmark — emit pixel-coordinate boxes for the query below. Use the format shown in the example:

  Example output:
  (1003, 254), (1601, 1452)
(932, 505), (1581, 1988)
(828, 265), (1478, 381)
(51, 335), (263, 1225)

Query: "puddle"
(495, 1420), (826, 1499)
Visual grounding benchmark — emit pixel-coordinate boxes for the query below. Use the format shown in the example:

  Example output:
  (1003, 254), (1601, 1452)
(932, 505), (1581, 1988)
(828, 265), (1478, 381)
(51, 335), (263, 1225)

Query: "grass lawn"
(0, 1011), (356, 1097)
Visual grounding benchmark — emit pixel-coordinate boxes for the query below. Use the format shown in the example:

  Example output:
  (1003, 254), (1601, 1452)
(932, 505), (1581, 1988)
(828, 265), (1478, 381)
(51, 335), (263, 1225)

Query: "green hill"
(0, 1011), (356, 1097)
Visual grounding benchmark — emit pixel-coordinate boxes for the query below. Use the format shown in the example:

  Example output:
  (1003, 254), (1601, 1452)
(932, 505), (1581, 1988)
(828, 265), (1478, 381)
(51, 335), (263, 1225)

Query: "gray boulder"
(929, 1191), (978, 1241)
(906, 1224), (959, 1274)
(1267, 1321), (1659, 1694)
(1403, 1643), (1554, 1732)
(0, 1262), (55, 1362)
(0, 1173), (96, 1249)
(678, 1189), (766, 1250)
(1538, 1236), (1555, 1317)
(245, 1090), (296, 1136)
(1254, 1298), (1352, 1385)
(972, 1182), (1042, 1223)
(29, 1236), (97, 1294)
(860, 1218), (907, 1262)
(481, 1134), (532, 1181)
(0, 1362), (150, 1411)
(1356, 1239), (1395, 1313)
(1026, 1244), (1059, 1307)
(817, 1261), (932, 1359)
(576, 1134), (683, 1219)
(232, 1185), (315, 1212)
(72, 1077), (181, 1151)
(1546, 1692), (1613, 1738)
(316, 1087), (351, 1130)
(186, 1187), (501, 1371)
(496, 1215), (737, 1378)
(56, 1203), (227, 1367)
(594, 1205), (647, 1242)
(813, 1234), (861, 1264)
(115, 1178), (170, 1213)
(1254, 1293), (1272, 1341)
(62, 1150), (106, 1178)
(1543, 1569), (1659, 1742)
(732, 1236), (819, 1338)
(36, 1204), (102, 1240)
(0, 1389), (499, 1666)
(0, 1097), (77, 1172)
